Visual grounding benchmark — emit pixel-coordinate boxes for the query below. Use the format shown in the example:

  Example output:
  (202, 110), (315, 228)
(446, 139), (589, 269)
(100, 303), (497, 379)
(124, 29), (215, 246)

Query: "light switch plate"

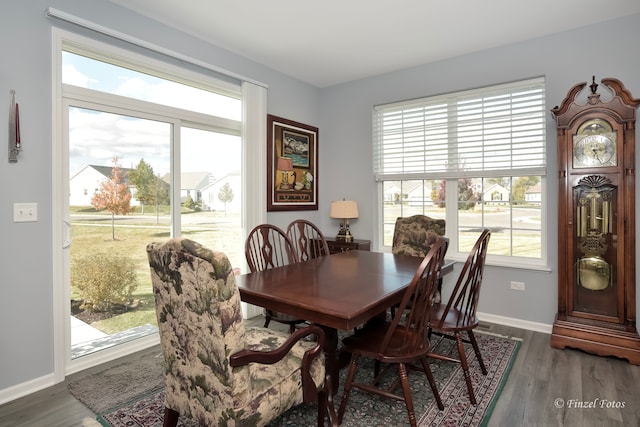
(13, 203), (38, 222)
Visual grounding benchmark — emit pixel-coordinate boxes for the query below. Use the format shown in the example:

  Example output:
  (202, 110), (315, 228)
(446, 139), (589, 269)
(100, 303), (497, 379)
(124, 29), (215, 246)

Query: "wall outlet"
(13, 203), (38, 222)
(510, 281), (525, 291)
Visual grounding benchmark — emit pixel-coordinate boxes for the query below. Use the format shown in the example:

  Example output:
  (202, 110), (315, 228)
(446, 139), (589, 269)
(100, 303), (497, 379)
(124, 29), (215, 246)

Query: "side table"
(325, 238), (371, 254)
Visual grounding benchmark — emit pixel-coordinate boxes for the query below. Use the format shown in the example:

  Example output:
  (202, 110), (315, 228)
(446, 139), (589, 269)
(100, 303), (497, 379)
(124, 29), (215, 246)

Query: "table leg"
(319, 325), (339, 426)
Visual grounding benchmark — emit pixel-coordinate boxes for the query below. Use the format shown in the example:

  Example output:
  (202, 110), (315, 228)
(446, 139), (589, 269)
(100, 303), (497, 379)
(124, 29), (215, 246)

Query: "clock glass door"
(571, 176), (619, 320)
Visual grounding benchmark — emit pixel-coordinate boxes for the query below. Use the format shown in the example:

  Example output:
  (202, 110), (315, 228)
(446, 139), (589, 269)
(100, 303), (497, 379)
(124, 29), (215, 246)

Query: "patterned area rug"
(94, 331), (520, 427)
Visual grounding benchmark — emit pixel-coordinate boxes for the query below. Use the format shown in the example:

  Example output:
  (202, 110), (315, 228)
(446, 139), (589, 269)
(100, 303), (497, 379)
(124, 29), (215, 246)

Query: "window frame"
(52, 27), (266, 381)
(374, 78), (548, 270)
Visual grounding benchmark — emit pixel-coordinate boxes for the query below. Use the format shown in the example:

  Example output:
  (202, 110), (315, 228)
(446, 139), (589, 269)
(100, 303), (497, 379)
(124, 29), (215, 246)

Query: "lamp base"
(336, 230), (354, 242)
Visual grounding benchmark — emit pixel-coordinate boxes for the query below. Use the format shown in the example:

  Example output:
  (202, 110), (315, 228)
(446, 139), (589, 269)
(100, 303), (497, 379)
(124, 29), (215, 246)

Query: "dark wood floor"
(1, 320), (639, 427)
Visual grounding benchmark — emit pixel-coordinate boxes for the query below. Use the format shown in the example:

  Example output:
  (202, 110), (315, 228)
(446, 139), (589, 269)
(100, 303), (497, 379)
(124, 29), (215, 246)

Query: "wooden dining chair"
(427, 229), (491, 405)
(245, 224), (306, 333)
(286, 219), (330, 261)
(337, 237), (449, 427)
(390, 214), (446, 317)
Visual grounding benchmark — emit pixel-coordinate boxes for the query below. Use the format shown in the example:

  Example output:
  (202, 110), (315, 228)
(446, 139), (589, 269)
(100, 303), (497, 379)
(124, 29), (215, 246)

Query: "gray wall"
(317, 13), (640, 329)
(0, 0), (320, 394)
(2, 1), (639, 397)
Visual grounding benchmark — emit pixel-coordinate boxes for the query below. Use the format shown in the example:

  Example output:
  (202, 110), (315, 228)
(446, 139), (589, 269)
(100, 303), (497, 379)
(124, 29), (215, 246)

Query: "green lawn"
(70, 207), (242, 334)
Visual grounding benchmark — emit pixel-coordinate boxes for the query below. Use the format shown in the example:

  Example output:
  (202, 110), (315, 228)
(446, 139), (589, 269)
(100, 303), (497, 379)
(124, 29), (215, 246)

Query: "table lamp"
(277, 157), (294, 190)
(330, 200), (359, 242)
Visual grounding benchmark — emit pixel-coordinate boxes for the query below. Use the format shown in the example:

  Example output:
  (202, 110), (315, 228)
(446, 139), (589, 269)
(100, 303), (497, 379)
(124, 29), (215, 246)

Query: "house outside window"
(374, 77), (547, 268)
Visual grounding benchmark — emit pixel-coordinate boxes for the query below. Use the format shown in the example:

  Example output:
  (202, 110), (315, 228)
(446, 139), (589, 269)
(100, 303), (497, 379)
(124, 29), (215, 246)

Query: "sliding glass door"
(67, 105), (172, 358)
(61, 44), (242, 363)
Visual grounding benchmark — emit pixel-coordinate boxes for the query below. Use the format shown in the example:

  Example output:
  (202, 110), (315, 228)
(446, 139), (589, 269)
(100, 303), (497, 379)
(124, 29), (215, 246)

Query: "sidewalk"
(71, 316), (108, 345)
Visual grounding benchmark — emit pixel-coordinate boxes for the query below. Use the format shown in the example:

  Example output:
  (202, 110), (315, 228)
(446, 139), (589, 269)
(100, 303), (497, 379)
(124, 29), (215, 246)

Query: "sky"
(63, 52), (241, 179)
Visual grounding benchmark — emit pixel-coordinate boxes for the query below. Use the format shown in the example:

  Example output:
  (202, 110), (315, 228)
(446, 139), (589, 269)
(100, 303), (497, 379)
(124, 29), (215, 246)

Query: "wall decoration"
(8, 89), (20, 163)
(267, 114), (318, 211)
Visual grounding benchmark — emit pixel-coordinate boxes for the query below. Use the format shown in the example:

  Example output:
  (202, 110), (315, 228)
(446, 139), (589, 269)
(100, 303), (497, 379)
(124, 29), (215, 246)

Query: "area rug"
(75, 331), (519, 427)
(67, 346), (164, 414)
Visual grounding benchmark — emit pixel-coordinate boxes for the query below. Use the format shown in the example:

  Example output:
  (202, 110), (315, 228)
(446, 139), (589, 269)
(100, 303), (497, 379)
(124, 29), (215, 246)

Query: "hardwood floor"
(1, 321), (639, 426)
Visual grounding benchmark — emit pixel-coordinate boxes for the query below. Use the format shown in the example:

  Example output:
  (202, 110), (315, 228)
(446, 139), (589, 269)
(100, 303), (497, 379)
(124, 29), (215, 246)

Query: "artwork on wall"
(267, 114), (318, 211)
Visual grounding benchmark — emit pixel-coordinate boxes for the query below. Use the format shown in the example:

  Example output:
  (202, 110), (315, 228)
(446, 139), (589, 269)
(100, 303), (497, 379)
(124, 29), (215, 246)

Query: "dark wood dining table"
(236, 250), (454, 398)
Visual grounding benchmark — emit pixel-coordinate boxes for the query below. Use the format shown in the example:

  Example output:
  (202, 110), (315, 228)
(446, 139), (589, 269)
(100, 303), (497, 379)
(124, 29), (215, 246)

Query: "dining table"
(236, 249), (454, 398)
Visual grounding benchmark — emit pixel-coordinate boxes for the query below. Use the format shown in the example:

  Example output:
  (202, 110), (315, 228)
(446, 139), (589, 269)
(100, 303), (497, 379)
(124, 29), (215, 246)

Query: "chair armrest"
(230, 324), (325, 401)
(230, 324), (325, 366)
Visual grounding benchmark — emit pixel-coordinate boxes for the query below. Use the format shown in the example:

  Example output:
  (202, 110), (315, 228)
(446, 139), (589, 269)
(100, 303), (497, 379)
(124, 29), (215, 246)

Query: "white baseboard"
(0, 373), (55, 406)
(478, 311), (553, 334)
(0, 335), (161, 406)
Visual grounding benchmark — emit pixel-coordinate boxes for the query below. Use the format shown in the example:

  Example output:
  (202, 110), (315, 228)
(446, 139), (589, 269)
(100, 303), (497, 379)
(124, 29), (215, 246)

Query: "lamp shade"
(277, 157), (293, 171)
(330, 200), (359, 219)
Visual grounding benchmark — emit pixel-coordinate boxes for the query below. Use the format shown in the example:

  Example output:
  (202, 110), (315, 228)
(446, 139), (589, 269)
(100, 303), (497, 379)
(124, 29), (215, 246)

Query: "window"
(53, 28), (267, 379)
(374, 77), (546, 268)
(62, 44), (244, 359)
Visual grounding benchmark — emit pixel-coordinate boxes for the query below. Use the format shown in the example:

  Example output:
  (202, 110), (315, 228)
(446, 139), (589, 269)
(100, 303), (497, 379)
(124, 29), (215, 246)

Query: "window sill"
(448, 254), (551, 272)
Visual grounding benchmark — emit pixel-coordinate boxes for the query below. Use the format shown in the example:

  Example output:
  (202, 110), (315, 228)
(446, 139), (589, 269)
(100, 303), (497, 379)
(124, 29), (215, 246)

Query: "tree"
(128, 159), (154, 214)
(217, 182), (234, 215)
(430, 179), (476, 210)
(486, 177), (509, 188)
(128, 159), (169, 214)
(431, 180), (446, 208)
(458, 177), (477, 210)
(184, 194), (195, 210)
(512, 176), (541, 204)
(153, 173), (170, 223)
(91, 157), (134, 240)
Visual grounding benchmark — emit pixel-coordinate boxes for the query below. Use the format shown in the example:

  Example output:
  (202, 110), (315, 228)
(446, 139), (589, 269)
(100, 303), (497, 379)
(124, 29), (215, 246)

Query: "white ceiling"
(109, 0), (640, 88)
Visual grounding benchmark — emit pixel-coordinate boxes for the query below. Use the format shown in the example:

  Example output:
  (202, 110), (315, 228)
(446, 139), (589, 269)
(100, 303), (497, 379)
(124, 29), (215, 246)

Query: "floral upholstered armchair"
(391, 215), (446, 306)
(392, 215), (446, 257)
(147, 238), (327, 427)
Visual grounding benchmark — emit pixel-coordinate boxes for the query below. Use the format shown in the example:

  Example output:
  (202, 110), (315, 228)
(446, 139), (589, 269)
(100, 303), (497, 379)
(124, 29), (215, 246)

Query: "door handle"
(63, 220), (72, 248)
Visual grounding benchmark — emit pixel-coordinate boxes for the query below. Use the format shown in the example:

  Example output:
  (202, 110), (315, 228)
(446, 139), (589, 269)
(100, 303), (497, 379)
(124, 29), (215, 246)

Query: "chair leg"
(467, 330), (487, 375)
(455, 332), (476, 405)
(419, 358), (444, 410)
(317, 388), (327, 427)
(163, 407), (179, 427)
(289, 323), (296, 334)
(337, 355), (360, 424)
(374, 360), (381, 378)
(398, 363), (418, 427)
(263, 315), (271, 328)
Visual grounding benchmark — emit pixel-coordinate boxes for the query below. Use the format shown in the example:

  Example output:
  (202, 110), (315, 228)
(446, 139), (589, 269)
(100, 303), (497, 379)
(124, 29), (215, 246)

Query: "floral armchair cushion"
(147, 238), (325, 427)
(392, 215), (446, 257)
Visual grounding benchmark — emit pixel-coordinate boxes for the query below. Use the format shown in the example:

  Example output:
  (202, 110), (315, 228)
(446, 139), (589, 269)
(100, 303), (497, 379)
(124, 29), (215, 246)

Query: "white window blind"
(373, 77), (546, 181)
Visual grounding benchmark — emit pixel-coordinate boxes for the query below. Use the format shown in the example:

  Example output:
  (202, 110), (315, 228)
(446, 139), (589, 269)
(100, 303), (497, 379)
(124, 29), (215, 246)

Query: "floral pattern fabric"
(391, 215), (446, 257)
(392, 215), (446, 303)
(147, 238), (324, 427)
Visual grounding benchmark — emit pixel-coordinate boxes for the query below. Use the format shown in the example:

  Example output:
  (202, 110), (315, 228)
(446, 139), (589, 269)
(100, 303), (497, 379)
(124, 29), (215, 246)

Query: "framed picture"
(267, 114), (318, 211)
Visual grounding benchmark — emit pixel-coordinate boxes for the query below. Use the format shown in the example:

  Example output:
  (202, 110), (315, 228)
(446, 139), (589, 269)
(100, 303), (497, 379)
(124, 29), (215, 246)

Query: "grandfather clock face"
(572, 119), (617, 168)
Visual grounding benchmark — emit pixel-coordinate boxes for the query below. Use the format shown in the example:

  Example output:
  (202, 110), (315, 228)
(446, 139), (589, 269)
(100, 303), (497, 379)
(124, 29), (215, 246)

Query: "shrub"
(183, 194), (195, 210)
(71, 252), (138, 312)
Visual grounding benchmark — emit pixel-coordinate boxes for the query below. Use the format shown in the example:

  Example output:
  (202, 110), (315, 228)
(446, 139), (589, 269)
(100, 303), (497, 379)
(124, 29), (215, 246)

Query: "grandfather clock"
(551, 77), (640, 364)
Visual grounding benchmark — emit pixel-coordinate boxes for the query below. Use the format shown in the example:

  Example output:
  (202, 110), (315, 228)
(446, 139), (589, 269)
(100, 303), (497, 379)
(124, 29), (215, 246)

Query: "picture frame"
(267, 114), (318, 211)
